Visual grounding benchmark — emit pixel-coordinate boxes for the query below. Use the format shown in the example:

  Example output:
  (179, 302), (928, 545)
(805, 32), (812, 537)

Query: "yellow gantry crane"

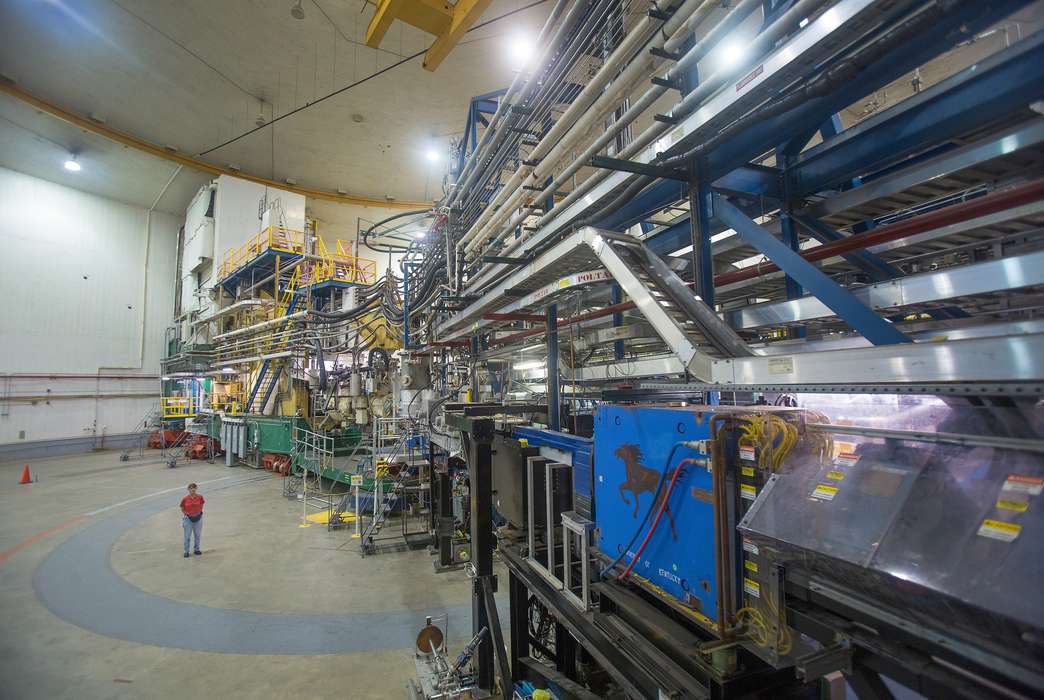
(365, 0), (492, 71)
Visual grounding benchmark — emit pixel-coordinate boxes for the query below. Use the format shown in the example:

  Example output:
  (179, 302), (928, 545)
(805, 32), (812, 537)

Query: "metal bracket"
(589, 155), (688, 181)
(796, 640), (853, 680)
(649, 46), (682, 61)
(651, 75), (682, 90)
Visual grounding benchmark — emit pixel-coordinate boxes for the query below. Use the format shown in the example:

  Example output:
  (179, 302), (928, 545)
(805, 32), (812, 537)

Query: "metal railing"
(161, 396), (199, 418)
(218, 226), (306, 281)
(299, 238), (377, 287)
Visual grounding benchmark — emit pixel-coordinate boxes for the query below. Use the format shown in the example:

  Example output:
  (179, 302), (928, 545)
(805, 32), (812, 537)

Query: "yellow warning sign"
(740, 484), (757, 500)
(977, 518), (1022, 542)
(745, 559), (758, 574)
(741, 466), (755, 477)
(811, 484), (838, 501)
(996, 499), (1028, 513)
(826, 470), (846, 481)
(743, 578), (761, 598)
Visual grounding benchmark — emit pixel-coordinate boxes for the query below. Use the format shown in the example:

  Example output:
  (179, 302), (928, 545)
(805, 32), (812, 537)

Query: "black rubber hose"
(600, 442), (684, 579)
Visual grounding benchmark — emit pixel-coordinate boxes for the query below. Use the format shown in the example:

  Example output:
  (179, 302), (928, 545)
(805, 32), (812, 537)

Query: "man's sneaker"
(183, 552), (190, 558)
(194, 550), (202, 555)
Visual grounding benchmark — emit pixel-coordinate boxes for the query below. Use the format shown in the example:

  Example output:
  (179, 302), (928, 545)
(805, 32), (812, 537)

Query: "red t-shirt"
(180, 493), (205, 517)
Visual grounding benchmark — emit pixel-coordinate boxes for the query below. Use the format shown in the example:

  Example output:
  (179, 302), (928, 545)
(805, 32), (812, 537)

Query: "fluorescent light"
(513, 360), (546, 371)
(508, 34), (534, 68)
(414, 231), (426, 239)
(64, 156), (81, 172)
(426, 150), (439, 162)
(221, 367), (236, 373)
(161, 376), (171, 381)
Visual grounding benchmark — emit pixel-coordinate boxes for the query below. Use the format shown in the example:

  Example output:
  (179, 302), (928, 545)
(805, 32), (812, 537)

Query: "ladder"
(360, 431), (415, 554)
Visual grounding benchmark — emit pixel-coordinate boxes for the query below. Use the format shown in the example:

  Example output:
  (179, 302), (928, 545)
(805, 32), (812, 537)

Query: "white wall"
(0, 166), (178, 446)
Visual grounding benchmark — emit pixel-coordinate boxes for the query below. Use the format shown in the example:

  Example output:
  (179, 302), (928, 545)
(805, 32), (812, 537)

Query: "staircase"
(359, 429), (417, 555)
(245, 267), (300, 413)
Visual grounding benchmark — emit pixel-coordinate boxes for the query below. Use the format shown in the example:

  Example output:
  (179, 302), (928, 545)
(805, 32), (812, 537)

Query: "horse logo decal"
(614, 443), (678, 540)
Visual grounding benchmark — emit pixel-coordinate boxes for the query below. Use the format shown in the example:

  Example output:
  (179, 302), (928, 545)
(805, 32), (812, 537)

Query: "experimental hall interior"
(2, 0), (1044, 698)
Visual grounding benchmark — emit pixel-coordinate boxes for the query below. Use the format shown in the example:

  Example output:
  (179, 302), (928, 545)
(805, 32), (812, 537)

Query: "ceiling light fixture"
(64, 154), (81, 172)
(290, 0), (305, 20)
(426, 149), (439, 162)
(508, 34), (535, 69)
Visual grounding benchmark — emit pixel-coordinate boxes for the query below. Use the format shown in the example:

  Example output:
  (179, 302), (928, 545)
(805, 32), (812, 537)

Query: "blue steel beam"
(594, 179), (687, 232)
(703, 0), (1035, 186)
(689, 181), (715, 308)
(712, 195), (911, 345)
(790, 31), (1044, 196)
(790, 212), (902, 282)
(711, 164), (783, 202)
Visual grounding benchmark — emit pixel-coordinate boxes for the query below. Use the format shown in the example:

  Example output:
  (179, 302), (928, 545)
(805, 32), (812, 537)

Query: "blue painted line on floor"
(33, 476), (500, 655)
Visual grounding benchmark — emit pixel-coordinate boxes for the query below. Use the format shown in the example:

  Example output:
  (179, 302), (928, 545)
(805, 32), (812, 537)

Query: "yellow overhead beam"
(364, 0), (491, 72)
(423, 0), (492, 71)
(0, 79), (431, 210)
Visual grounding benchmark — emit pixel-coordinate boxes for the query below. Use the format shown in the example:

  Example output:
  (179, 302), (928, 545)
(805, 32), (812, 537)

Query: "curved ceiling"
(0, 0), (549, 204)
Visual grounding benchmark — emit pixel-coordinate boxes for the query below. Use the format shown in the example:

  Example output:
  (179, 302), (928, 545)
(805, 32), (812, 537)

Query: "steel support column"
(689, 180), (716, 308)
(712, 195), (911, 345)
(468, 418), (496, 692)
(546, 304), (560, 431)
(610, 285), (625, 360)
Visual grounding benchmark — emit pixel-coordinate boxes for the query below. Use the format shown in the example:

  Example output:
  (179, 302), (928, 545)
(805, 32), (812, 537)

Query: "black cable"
(600, 442), (684, 579)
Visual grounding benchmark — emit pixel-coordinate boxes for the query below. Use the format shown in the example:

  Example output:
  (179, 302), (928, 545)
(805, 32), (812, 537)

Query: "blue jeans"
(182, 515), (202, 553)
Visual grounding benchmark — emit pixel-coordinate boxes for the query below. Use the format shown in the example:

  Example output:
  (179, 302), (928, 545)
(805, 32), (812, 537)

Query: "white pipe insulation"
(455, 0), (710, 256)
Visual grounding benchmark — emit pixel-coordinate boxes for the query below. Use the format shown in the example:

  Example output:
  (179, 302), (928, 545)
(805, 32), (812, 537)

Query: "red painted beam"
(715, 178), (1044, 287)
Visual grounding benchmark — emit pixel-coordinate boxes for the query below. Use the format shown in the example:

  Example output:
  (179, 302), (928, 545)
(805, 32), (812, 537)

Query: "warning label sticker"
(811, 484), (839, 501)
(745, 559), (758, 574)
(740, 484), (758, 501)
(743, 577), (761, 598)
(739, 445), (756, 462)
(826, 470), (846, 481)
(835, 452), (861, 468)
(977, 518), (1022, 543)
(767, 356), (793, 375)
(741, 466), (755, 477)
(1003, 474), (1044, 496)
(742, 538), (759, 556)
(996, 499), (1029, 513)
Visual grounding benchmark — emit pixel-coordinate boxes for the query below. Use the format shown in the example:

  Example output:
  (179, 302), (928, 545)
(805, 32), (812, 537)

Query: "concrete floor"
(0, 450), (485, 699)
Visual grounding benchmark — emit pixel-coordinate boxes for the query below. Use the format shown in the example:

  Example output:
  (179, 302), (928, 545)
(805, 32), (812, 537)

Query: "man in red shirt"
(180, 483), (205, 558)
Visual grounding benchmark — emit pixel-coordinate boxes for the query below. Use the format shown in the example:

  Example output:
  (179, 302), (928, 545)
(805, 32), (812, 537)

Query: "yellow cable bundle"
(738, 415), (799, 471)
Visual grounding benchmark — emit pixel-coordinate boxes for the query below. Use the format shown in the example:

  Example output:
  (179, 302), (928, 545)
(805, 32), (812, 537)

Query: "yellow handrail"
(299, 239), (377, 286)
(161, 396), (198, 418)
(218, 226), (307, 281)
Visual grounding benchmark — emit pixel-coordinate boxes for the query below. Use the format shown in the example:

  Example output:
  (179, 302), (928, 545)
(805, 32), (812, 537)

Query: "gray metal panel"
(726, 250), (1044, 329)
(712, 333), (1044, 385)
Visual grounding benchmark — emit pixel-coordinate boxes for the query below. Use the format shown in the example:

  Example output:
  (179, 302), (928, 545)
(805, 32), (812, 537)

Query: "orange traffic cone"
(19, 464), (32, 484)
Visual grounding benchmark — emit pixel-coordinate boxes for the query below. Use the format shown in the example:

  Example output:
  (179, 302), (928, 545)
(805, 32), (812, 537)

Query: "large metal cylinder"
(349, 371), (362, 397)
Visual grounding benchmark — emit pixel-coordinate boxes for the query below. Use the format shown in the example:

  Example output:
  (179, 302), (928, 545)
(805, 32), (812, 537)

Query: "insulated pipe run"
(469, 0), (756, 258)
(457, 0), (708, 253)
(211, 311), (307, 341)
(448, 0), (585, 207)
(471, 0), (820, 273)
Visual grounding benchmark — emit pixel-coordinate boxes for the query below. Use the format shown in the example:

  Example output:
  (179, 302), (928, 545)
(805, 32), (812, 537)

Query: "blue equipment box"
(594, 405), (719, 627)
